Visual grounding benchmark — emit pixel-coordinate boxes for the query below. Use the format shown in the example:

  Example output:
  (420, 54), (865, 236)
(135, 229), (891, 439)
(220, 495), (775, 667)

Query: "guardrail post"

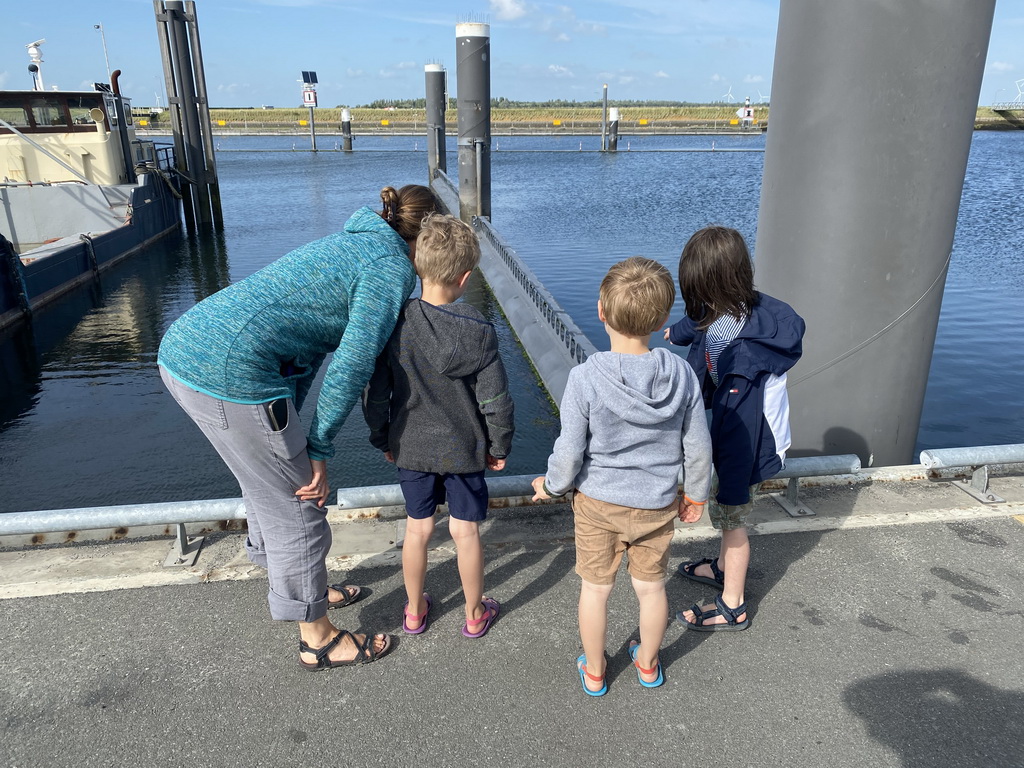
(771, 478), (816, 517)
(163, 522), (204, 567)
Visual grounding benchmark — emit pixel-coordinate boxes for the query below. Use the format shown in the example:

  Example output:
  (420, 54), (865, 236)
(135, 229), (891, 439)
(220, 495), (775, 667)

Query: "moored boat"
(1, 76), (182, 331)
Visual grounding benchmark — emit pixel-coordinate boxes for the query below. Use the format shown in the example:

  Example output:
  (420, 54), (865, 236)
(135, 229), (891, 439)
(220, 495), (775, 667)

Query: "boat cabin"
(0, 89), (159, 186)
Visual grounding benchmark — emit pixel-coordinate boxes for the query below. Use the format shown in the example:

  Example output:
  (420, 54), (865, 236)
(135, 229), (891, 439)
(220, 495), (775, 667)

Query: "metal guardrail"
(768, 454), (861, 518)
(919, 444), (1024, 504)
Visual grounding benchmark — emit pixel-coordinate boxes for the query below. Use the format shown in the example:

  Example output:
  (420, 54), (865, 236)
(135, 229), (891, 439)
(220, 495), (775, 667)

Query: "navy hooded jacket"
(668, 292), (805, 506)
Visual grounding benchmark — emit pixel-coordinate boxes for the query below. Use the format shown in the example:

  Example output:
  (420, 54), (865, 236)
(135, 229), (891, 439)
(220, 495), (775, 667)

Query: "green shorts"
(708, 481), (761, 531)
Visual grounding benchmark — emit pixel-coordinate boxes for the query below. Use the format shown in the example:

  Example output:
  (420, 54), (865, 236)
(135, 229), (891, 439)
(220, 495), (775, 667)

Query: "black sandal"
(327, 584), (363, 610)
(298, 629), (392, 670)
(677, 557), (725, 589)
(677, 595), (750, 632)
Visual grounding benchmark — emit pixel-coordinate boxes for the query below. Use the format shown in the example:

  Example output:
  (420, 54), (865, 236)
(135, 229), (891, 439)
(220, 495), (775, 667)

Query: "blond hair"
(599, 256), (675, 336)
(379, 184), (441, 241)
(414, 213), (481, 285)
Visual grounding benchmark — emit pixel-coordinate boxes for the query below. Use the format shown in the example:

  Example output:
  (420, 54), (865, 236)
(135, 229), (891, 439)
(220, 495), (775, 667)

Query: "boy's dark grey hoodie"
(362, 299), (514, 475)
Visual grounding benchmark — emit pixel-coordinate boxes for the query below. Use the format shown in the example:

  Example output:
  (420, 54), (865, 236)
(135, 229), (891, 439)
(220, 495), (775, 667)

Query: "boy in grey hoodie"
(532, 257), (712, 695)
(363, 214), (514, 639)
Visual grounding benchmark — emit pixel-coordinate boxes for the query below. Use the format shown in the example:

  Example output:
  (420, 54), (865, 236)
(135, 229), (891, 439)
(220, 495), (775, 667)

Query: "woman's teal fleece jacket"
(158, 207), (416, 461)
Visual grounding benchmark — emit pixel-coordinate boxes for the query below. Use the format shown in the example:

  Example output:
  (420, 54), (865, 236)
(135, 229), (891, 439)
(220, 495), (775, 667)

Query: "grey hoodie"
(544, 347), (712, 510)
(362, 299), (514, 474)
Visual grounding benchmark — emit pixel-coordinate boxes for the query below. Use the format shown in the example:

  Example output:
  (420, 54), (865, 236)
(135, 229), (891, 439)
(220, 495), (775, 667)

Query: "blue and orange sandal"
(677, 557), (725, 589)
(628, 642), (664, 688)
(403, 593), (432, 635)
(677, 594), (750, 632)
(577, 654), (608, 697)
(462, 597), (499, 638)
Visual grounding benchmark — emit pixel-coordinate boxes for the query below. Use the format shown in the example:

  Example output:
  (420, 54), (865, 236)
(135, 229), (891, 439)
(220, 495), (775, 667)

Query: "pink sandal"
(403, 593), (432, 635)
(462, 597), (499, 638)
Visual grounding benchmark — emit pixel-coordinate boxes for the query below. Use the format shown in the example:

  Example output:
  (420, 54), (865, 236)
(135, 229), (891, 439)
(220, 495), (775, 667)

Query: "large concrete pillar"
(755, 1), (995, 467)
(455, 22), (490, 221)
(425, 64), (447, 177)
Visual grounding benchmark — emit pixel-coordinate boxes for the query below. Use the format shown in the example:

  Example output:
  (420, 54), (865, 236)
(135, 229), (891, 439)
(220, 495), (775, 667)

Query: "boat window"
(67, 95), (105, 125)
(30, 96), (70, 128)
(0, 98), (31, 130)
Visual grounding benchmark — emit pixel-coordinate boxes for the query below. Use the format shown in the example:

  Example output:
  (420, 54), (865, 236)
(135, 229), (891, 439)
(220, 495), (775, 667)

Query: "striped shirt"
(705, 312), (747, 386)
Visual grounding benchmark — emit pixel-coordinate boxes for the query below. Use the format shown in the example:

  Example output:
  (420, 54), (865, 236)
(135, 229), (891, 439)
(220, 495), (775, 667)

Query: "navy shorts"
(397, 468), (489, 523)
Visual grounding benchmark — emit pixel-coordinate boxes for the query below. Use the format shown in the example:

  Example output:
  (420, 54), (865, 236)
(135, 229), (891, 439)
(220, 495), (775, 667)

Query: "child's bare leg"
(579, 579), (614, 691)
(402, 515), (435, 628)
(448, 517), (485, 623)
(631, 576), (668, 682)
(682, 527), (749, 625)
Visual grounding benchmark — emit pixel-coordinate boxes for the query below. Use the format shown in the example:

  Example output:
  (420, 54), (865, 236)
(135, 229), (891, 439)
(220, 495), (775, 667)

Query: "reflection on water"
(1, 132), (1021, 513)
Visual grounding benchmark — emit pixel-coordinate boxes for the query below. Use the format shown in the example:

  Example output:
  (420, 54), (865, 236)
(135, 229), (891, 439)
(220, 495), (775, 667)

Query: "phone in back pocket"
(267, 399), (289, 431)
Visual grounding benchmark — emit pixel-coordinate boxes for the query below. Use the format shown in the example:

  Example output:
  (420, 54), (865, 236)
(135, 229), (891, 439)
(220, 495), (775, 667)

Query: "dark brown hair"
(379, 184), (441, 241)
(678, 225), (757, 330)
(599, 256), (675, 337)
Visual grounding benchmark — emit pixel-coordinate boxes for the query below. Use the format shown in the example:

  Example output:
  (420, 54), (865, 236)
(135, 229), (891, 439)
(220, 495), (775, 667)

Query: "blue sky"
(1, 0), (1022, 108)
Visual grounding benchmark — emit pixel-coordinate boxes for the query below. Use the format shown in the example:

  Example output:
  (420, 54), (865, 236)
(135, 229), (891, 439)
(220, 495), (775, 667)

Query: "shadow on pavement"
(843, 669), (1024, 767)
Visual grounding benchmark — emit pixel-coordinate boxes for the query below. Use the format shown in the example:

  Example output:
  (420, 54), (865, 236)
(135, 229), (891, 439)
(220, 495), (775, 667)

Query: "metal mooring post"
(165, 0), (212, 228)
(601, 83), (608, 151)
(754, 0), (996, 465)
(608, 107), (620, 152)
(341, 108), (353, 152)
(424, 63), (447, 176)
(456, 22), (491, 222)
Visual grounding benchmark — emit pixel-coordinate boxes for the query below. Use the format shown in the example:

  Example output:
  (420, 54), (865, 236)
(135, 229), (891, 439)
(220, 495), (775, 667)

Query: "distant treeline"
(360, 97), (744, 109)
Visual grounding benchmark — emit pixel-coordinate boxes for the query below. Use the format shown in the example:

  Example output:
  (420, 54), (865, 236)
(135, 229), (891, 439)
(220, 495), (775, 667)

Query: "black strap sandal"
(678, 596), (750, 632)
(327, 584), (363, 610)
(298, 630), (392, 670)
(677, 557), (725, 588)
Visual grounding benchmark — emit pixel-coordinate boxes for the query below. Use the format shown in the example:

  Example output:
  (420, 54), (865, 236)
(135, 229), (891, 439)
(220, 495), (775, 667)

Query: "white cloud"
(548, 64), (574, 77)
(710, 73), (724, 83)
(990, 61), (1014, 73)
(654, 70), (669, 78)
(618, 75), (636, 85)
(216, 83), (245, 93)
(743, 74), (764, 83)
(396, 61), (417, 70)
(555, 32), (571, 42)
(346, 68), (366, 78)
(0, 72), (9, 88)
(491, 0), (528, 21)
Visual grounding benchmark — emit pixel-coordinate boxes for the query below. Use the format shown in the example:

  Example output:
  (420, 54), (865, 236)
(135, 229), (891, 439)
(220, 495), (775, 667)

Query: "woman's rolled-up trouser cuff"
(268, 588), (330, 623)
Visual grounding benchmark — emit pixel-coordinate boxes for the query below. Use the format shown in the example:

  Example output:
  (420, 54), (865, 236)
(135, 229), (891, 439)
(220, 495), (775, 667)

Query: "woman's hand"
(663, 326), (672, 342)
(296, 458), (330, 507)
(486, 454), (506, 471)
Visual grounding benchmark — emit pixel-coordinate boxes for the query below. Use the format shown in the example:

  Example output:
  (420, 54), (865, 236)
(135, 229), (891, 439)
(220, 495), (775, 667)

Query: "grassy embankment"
(133, 105), (1021, 133)
(138, 105), (768, 134)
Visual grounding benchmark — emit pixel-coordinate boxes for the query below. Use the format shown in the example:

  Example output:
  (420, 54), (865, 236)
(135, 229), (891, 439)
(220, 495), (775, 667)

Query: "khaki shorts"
(572, 490), (677, 585)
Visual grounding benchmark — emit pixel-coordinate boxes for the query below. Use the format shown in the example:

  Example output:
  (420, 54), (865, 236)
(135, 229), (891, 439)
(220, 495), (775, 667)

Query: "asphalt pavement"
(1, 472), (1023, 768)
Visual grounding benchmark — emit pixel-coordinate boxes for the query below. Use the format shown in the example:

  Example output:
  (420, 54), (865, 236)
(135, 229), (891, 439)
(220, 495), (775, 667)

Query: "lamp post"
(94, 24), (112, 85)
